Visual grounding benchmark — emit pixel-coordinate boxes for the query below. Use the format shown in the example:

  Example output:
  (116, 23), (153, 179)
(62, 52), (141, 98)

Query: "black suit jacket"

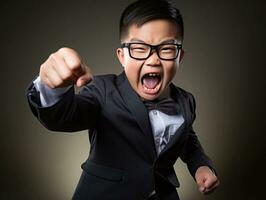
(26, 72), (215, 200)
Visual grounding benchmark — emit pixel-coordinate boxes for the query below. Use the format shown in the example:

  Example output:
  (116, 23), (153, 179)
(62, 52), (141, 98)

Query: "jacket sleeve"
(26, 77), (105, 132)
(179, 93), (217, 179)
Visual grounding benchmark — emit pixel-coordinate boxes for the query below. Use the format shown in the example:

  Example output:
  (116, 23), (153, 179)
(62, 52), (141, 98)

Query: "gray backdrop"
(1, 0), (265, 199)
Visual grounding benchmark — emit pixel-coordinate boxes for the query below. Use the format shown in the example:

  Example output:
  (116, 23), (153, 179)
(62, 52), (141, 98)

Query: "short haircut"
(119, 0), (184, 42)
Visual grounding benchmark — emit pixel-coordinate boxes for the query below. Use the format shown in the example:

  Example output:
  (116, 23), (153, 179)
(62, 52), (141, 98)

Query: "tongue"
(143, 76), (160, 89)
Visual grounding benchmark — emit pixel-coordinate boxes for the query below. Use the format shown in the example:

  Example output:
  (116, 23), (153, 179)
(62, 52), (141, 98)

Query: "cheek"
(123, 53), (131, 66)
(124, 61), (143, 85)
(165, 63), (177, 80)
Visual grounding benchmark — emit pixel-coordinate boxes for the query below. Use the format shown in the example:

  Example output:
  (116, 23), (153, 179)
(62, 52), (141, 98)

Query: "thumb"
(197, 178), (207, 193)
(199, 186), (206, 193)
(76, 63), (93, 87)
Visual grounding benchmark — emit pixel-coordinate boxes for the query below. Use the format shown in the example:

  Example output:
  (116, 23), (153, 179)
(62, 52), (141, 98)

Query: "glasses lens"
(159, 44), (179, 60)
(129, 43), (150, 59)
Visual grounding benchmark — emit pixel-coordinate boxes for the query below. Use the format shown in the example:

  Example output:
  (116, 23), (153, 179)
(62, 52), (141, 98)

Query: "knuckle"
(62, 70), (72, 80)
(49, 84), (56, 89)
(44, 78), (54, 89)
(58, 47), (75, 58)
(40, 64), (49, 78)
(52, 79), (62, 88)
(40, 63), (52, 76)
(57, 47), (82, 71)
(40, 63), (46, 73)
(69, 59), (81, 71)
(49, 53), (56, 60)
(58, 47), (69, 54)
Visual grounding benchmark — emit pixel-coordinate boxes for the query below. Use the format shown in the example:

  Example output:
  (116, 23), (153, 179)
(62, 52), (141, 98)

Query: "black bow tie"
(143, 98), (180, 115)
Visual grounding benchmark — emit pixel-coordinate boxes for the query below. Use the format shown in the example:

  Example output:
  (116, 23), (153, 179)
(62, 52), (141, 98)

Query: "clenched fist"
(195, 166), (220, 195)
(40, 47), (92, 88)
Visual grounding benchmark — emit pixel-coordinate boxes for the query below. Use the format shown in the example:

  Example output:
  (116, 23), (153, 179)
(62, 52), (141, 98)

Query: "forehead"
(124, 19), (180, 44)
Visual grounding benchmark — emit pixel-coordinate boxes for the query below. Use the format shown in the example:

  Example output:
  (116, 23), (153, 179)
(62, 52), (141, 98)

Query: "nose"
(146, 50), (161, 66)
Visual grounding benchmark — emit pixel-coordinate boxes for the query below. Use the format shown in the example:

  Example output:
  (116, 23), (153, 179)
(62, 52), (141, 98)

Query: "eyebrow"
(129, 38), (179, 44)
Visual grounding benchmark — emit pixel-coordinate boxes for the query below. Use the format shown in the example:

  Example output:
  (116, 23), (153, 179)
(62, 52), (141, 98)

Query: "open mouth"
(141, 73), (162, 95)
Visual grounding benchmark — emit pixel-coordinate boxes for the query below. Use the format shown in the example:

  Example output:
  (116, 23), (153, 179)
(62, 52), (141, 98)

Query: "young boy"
(26, 0), (219, 199)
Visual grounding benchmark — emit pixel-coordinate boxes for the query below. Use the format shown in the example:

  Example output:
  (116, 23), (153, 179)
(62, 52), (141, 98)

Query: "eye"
(161, 47), (174, 51)
(160, 45), (177, 53)
(131, 47), (146, 52)
(130, 44), (149, 52)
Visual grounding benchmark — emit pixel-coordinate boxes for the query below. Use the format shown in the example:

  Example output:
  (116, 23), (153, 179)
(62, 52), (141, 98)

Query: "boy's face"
(117, 19), (183, 100)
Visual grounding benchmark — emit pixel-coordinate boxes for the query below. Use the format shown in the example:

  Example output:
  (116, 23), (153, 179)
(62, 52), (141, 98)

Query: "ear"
(178, 49), (185, 64)
(116, 48), (125, 67)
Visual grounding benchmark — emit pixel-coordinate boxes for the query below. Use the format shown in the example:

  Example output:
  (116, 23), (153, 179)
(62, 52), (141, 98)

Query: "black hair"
(119, 0), (184, 42)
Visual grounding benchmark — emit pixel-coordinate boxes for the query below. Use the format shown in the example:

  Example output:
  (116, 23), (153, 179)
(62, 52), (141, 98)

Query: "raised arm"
(26, 47), (103, 132)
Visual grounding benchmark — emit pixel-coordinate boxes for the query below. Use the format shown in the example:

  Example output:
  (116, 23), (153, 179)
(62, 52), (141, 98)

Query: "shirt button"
(153, 110), (157, 115)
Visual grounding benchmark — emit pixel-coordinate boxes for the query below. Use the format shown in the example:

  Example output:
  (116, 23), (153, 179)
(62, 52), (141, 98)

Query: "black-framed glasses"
(121, 42), (182, 60)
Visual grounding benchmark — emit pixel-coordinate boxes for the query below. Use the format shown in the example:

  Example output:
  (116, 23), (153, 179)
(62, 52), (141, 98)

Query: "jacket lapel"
(117, 72), (157, 162)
